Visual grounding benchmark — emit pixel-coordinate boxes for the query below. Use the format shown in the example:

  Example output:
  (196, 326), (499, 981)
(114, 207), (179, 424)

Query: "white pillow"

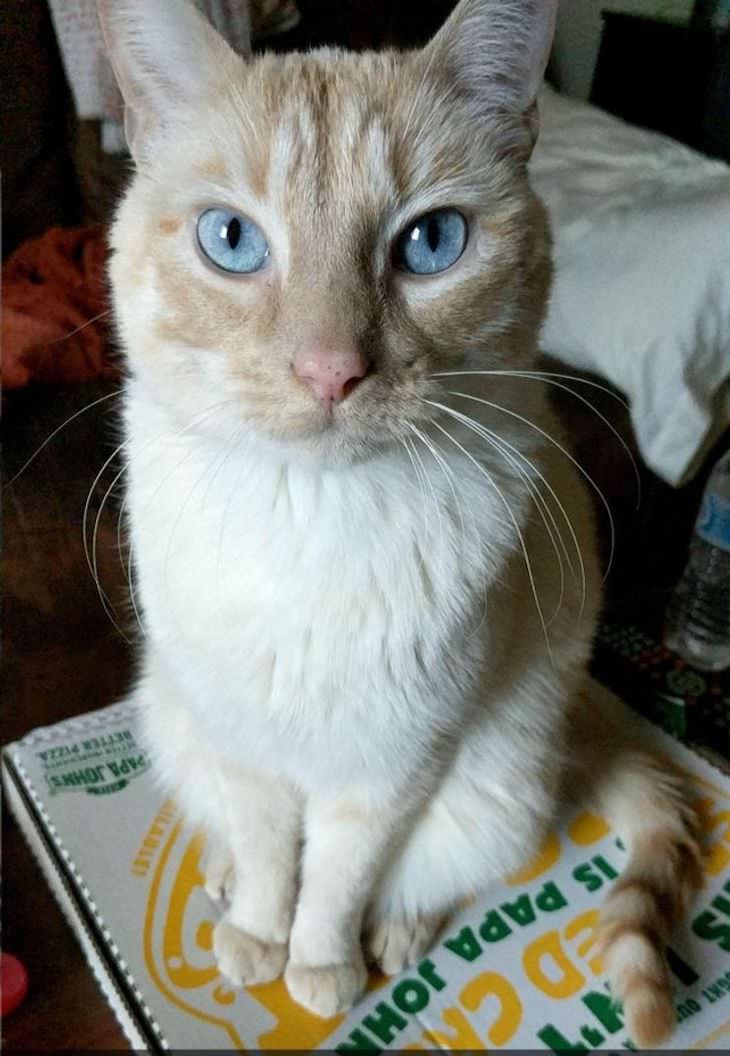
(531, 86), (730, 485)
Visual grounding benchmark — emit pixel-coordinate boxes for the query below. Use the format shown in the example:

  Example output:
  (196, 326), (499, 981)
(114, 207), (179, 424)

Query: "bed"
(531, 84), (730, 487)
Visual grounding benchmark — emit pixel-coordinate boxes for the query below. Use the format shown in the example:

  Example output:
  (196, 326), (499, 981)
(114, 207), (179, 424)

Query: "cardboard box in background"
(3, 694), (730, 1051)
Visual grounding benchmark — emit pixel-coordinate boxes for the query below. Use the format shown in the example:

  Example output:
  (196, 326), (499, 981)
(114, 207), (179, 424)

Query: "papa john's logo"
(41, 728), (151, 797)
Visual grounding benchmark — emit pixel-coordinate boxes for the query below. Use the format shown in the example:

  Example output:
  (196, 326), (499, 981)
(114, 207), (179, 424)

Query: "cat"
(99, 0), (702, 1045)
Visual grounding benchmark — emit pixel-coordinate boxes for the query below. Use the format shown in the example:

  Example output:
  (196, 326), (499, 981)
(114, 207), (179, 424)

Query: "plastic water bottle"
(664, 448), (730, 672)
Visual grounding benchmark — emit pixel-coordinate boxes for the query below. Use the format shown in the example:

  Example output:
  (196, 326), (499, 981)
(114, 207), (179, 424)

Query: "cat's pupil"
(426, 217), (440, 253)
(226, 218), (241, 250)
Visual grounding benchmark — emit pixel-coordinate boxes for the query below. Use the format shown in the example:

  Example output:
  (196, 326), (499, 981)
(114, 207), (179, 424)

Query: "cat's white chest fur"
(126, 391), (514, 790)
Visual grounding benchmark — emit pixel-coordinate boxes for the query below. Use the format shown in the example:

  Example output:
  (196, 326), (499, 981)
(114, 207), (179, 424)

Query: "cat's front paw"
(284, 959), (367, 1018)
(214, 920), (287, 985)
(365, 914), (443, 975)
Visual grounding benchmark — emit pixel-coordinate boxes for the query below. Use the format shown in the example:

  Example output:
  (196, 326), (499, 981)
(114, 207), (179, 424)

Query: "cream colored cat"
(99, 0), (701, 1045)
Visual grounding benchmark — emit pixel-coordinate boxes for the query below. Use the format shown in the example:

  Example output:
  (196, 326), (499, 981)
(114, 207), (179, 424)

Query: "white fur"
(125, 377), (597, 1010)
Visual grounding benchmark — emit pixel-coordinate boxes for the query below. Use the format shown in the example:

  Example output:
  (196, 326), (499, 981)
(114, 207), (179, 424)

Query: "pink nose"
(293, 344), (368, 404)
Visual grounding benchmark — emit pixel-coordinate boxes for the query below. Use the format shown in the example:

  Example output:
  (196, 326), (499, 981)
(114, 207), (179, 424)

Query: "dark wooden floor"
(3, 380), (133, 1049)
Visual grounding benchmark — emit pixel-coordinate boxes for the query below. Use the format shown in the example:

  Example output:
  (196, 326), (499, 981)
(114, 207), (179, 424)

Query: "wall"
(552, 0), (695, 99)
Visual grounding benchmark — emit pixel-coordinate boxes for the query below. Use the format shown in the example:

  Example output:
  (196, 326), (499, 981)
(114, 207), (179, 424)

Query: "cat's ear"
(423, 0), (557, 157)
(97, 0), (248, 161)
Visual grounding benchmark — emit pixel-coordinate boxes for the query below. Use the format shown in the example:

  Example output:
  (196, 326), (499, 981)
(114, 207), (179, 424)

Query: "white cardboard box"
(4, 698), (730, 1051)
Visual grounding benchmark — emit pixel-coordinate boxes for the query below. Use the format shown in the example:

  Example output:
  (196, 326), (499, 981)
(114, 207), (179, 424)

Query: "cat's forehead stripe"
(189, 52), (477, 224)
(261, 64), (404, 219)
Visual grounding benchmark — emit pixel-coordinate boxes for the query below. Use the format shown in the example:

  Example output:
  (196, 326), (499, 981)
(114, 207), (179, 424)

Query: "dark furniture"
(590, 10), (730, 162)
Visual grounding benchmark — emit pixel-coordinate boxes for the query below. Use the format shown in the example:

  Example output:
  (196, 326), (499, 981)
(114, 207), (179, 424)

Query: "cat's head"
(102, 0), (555, 464)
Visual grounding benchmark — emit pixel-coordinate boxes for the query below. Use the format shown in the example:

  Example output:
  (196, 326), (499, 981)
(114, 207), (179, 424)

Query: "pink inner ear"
(293, 343), (369, 404)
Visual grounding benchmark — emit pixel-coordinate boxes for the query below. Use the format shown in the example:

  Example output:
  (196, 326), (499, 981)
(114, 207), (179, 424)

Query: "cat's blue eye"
(394, 209), (467, 275)
(196, 208), (269, 274)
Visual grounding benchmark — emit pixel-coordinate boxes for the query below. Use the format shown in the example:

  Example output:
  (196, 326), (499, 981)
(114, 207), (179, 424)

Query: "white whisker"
(127, 534), (143, 636)
(430, 368), (629, 410)
(446, 389), (616, 583)
(424, 398), (588, 622)
(407, 422), (465, 540)
(92, 462), (129, 635)
(401, 436), (430, 545)
(407, 431), (444, 554)
(114, 489), (135, 624)
(523, 374), (640, 510)
(460, 414), (565, 624)
(407, 421), (490, 638)
(82, 439), (132, 642)
(429, 401), (577, 625)
(425, 401), (566, 625)
(429, 418), (554, 665)
(431, 368), (641, 509)
(113, 484), (145, 637)
(50, 309), (113, 344)
(8, 389), (121, 487)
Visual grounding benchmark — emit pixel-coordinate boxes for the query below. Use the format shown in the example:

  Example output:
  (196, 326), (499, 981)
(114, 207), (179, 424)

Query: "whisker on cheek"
(420, 400), (587, 626)
(406, 421), (492, 638)
(428, 389), (616, 585)
(430, 369), (640, 509)
(49, 309), (114, 344)
(83, 439), (133, 643)
(428, 415), (554, 666)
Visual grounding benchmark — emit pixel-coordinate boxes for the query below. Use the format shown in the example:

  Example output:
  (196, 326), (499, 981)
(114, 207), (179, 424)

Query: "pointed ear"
(97, 0), (248, 161)
(423, 0), (557, 157)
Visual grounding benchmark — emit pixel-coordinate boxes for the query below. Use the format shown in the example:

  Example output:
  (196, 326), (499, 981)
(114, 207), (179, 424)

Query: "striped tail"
(574, 696), (704, 1047)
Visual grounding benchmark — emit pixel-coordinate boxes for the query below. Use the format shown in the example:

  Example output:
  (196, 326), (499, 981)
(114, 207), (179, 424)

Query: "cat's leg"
(137, 663), (301, 985)
(203, 834), (234, 903)
(136, 667), (239, 906)
(366, 730), (559, 975)
(284, 790), (416, 1017)
(213, 765), (302, 986)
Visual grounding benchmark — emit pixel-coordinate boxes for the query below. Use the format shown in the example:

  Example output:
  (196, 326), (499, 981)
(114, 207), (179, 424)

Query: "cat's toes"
(284, 959), (367, 1018)
(365, 914), (442, 976)
(213, 920), (287, 986)
(204, 847), (235, 903)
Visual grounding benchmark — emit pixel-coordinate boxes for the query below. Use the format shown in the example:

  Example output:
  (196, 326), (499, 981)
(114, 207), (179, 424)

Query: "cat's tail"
(573, 690), (704, 1049)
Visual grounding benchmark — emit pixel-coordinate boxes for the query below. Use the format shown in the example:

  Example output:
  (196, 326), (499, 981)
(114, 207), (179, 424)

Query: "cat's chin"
(253, 417), (400, 469)
(272, 428), (393, 469)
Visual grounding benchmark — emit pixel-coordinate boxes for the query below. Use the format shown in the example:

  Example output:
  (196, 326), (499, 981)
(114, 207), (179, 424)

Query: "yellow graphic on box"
(144, 819), (345, 1049)
(523, 909), (603, 998)
(138, 772), (730, 1051)
(694, 797), (730, 876)
(507, 811), (611, 887)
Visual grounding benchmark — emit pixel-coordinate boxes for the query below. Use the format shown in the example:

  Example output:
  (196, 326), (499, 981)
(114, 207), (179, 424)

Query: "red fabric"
(2, 226), (120, 389)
